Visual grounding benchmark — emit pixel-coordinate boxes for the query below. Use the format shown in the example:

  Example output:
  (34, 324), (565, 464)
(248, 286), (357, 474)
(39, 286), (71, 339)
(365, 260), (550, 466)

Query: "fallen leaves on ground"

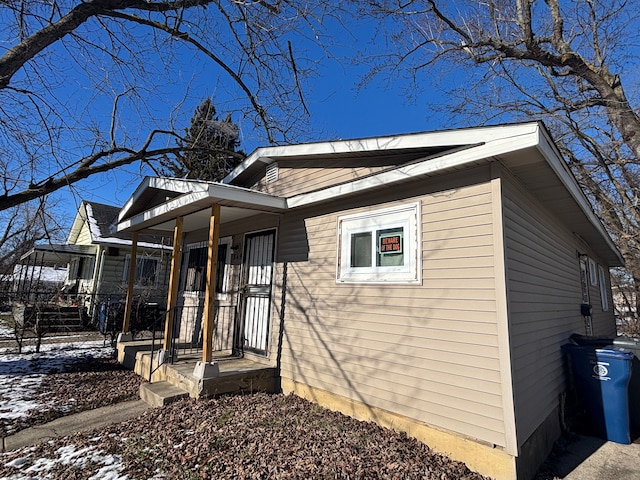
(1, 393), (489, 479)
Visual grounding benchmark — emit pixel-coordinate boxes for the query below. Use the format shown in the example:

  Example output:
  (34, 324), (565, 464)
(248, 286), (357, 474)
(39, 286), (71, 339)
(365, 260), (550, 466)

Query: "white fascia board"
(535, 129), (624, 265)
(118, 177), (152, 223)
(118, 177), (211, 223)
(207, 183), (288, 210)
(223, 123), (541, 184)
(118, 184), (287, 232)
(95, 237), (171, 250)
(118, 190), (210, 232)
(66, 208), (85, 244)
(150, 177), (211, 193)
(287, 130), (540, 209)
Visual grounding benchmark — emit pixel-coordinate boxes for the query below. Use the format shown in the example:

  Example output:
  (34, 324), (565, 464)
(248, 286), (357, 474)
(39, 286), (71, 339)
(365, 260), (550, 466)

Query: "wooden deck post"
(202, 204), (221, 363)
(163, 216), (183, 351)
(122, 231), (138, 333)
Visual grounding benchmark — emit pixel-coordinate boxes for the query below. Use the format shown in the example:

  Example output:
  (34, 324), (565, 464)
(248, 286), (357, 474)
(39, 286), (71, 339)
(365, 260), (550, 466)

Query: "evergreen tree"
(161, 99), (244, 181)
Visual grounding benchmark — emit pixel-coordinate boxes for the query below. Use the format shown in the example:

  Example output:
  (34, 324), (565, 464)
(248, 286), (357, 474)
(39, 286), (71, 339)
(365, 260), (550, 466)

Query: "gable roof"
(118, 121), (623, 266)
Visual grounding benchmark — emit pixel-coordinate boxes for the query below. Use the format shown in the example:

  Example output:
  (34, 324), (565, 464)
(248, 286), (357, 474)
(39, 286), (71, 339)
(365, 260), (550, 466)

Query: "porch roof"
(20, 244), (97, 265)
(117, 178), (287, 234)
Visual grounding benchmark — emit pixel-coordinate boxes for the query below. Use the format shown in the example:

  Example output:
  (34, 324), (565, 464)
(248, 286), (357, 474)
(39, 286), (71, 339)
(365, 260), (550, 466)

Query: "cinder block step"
(139, 381), (189, 408)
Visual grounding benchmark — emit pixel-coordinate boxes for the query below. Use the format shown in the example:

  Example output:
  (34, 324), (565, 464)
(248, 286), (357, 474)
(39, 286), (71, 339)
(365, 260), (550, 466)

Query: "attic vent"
(265, 162), (279, 183)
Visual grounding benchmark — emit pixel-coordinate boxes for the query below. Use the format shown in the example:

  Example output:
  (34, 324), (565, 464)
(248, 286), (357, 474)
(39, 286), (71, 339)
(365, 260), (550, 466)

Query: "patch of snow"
(0, 341), (114, 428)
(9, 265), (67, 284)
(0, 445), (128, 480)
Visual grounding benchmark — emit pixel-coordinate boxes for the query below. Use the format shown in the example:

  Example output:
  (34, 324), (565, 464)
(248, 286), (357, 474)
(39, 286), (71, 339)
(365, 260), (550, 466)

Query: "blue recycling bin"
(562, 343), (634, 444)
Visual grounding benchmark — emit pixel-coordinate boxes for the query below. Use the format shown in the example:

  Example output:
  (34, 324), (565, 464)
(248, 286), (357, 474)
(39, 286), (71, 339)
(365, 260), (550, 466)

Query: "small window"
(184, 244), (208, 293)
(216, 237), (232, 299)
(598, 265), (609, 311)
(182, 237), (232, 298)
(589, 258), (598, 286)
(123, 255), (160, 288)
(337, 203), (420, 284)
(579, 258), (590, 304)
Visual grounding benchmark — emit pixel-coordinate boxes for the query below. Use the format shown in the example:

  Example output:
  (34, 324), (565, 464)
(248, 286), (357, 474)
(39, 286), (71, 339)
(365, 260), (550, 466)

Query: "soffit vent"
(265, 162), (279, 183)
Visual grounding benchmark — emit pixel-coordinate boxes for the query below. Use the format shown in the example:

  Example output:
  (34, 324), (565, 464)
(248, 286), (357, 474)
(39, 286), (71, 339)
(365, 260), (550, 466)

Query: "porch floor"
(117, 340), (278, 404)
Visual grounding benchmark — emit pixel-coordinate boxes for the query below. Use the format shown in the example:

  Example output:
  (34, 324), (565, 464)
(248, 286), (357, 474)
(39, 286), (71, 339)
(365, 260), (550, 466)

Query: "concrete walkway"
(553, 434), (640, 480)
(1, 399), (149, 452)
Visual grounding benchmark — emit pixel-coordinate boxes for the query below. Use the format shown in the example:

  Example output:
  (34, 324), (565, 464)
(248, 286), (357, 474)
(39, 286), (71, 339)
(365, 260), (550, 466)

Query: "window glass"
(377, 227), (404, 267)
(589, 258), (598, 285)
(579, 258), (590, 304)
(350, 232), (372, 267)
(598, 265), (609, 311)
(337, 203), (420, 284)
(185, 246), (207, 292)
(123, 256), (160, 288)
(182, 237), (232, 297)
(215, 243), (228, 294)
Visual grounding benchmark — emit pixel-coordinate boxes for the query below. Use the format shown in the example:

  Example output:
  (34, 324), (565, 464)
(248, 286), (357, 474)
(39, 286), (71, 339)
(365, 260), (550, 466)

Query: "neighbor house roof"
(68, 200), (170, 250)
(21, 200), (171, 265)
(118, 121), (623, 266)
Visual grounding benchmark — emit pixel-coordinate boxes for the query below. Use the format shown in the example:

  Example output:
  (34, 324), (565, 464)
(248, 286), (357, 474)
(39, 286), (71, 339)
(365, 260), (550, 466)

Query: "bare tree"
(0, 0), (335, 211)
(0, 200), (63, 284)
(357, 0), (640, 322)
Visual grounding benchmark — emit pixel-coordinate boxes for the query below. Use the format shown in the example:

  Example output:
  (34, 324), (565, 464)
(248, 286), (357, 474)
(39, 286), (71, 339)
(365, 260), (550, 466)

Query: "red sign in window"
(379, 235), (402, 254)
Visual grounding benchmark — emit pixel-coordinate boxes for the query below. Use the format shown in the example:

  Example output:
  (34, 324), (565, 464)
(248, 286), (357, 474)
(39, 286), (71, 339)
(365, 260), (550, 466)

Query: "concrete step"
(139, 381), (189, 408)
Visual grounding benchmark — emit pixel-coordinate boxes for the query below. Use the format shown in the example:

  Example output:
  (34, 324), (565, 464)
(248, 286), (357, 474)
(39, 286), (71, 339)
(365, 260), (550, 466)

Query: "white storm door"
(238, 229), (276, 354)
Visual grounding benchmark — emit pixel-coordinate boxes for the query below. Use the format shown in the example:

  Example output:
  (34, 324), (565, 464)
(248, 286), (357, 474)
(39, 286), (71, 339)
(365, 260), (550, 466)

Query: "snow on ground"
(0, 339), (124, 480)
(0, 324), (12, 338)
(3, 444), (127, 480)
(0, 340), (113, 426)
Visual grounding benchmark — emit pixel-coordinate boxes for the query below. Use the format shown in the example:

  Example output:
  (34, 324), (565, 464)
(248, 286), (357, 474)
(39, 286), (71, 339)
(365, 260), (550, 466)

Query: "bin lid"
(569, 333), (614, 347)
(593, 347), (635, 361)
(613, 336), (640, 348)
(562, 343), (634, 361)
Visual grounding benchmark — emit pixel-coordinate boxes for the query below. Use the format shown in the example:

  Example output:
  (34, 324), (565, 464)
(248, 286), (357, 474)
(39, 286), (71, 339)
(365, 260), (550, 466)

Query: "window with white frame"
(337, 203), (420, 284)
(579, 257), (590, 304)
(589, 258), (598, 286)
(598, 265), (609, 311)
(123, 255), (160, 288)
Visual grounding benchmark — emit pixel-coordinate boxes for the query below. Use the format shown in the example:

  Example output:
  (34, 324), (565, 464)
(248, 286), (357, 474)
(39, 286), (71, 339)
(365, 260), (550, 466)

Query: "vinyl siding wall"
(252, 158), (406, 197)
(75, 221), (92, 245)
(276, 170), (509, 448)
(96, 249), (170, 300)
(501, 174), (616, 447)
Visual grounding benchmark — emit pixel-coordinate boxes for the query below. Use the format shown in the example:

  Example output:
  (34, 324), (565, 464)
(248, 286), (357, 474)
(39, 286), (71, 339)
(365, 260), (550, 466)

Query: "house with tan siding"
(116, 122), (623, 480)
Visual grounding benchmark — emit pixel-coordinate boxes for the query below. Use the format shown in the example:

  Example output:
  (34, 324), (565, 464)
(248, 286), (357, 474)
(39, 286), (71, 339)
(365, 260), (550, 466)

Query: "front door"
(237, 229), (276, 355)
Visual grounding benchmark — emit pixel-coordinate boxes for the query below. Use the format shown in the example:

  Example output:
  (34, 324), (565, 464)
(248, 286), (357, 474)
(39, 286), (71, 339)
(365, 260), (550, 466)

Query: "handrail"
(148, 307), (173, 382)
(146, 303), (237, 382)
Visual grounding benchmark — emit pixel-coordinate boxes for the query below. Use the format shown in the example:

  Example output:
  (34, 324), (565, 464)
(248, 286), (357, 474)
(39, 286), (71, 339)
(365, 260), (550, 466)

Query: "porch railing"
(147, 303), (237, 381)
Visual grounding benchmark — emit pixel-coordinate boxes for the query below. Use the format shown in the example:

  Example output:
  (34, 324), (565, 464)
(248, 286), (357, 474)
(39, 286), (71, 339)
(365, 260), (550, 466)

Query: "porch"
(115, 178), (285, 407)
(118, 340), (278, 406)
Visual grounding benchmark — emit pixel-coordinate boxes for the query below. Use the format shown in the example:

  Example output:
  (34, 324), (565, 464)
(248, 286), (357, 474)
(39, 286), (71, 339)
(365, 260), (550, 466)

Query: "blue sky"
(56, 76), (441, 227)
(21, 4), (481, 236)
(49, 20), (448, 228)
